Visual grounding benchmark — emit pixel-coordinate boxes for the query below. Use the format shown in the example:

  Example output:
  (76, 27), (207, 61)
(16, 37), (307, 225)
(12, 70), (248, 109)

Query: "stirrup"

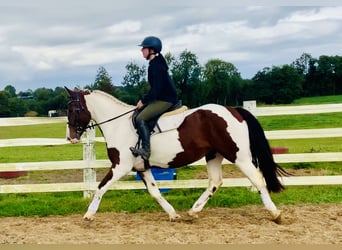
(130, 147), (150, 161)
(129, 147), (139, 157)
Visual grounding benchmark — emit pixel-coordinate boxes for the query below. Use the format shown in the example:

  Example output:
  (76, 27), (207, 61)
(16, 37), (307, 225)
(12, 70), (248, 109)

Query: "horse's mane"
(92, 90), (133, 108)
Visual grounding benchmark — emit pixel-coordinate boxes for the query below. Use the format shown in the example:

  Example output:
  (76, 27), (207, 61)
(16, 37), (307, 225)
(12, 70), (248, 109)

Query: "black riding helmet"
(139, 36), (162, 53)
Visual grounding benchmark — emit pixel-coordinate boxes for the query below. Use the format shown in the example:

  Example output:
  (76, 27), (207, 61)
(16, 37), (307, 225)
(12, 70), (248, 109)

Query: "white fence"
(0, 103), (341, 197)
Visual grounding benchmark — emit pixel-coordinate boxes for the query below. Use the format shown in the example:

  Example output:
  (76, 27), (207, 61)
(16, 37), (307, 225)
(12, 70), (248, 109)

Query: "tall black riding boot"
(130, 120), (151, 161)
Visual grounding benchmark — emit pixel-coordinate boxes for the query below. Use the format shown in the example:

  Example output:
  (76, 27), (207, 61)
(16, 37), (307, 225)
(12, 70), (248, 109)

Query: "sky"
(0, 0), (341, 92)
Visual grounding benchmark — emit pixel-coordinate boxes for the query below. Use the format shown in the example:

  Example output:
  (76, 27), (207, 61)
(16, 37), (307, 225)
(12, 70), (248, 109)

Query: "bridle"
(67, 91), (90, 139)
(67, 91), (136, 139)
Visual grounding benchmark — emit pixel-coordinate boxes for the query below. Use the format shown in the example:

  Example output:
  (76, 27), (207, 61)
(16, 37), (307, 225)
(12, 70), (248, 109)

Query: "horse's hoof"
(187, 209), (199, 219)
(83, 213), (95, 221)
(271, 210), (282, 224)
(169, 212), (181, 222)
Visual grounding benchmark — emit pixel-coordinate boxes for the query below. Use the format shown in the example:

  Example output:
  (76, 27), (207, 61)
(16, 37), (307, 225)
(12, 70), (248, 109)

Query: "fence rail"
(1, 152), (342, 173)
(0, 103), (341, 196)
(1, 128), (342, 147)
(244, 102), (342, 116)
(1, 176), (342, 194)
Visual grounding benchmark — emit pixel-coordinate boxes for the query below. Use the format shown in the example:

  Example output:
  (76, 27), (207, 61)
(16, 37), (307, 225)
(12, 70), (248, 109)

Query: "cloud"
(0, 2), (341, 92)
(9, 19), (142, 71)
(165, 6), (342, 65)
(281, 6), (342, 22)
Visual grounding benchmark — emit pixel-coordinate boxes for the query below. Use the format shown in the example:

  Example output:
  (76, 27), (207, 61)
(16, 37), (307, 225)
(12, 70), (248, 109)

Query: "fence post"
(243, 100), (257, 115)
(83, 126), (96, 198)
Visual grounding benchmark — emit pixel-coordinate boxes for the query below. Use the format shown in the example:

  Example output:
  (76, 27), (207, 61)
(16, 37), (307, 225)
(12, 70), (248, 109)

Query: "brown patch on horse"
(98, 147), (120, 189)
(168, 109), (239, 168)
(225, 106), (244, 122)
(107, 147), (120, 166)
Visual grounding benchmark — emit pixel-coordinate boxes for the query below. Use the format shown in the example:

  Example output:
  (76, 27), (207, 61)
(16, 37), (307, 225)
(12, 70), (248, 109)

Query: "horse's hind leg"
(235, 159), (281, 223)
(188, 154), (223, 218)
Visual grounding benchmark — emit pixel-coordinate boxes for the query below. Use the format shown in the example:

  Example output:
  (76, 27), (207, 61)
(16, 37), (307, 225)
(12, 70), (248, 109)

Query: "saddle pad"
(154, 106), (189, 133)
(161, 105), (188, 117)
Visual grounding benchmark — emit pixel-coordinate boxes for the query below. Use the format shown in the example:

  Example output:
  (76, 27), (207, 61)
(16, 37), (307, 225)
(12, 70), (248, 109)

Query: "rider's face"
(141, 47), (149, 59)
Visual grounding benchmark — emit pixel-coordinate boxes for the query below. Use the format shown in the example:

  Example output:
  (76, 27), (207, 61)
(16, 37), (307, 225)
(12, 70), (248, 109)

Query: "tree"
(0, 91), (11, 117)
(252, 65), (303, 104)
(122, 61), (146, 88)
(87, 66), (116, 95)
(251, 67), (273, 103)
(169, 50), (204, 107)
(333, 55), (342, 95)
(204, 59), (242, 106)
(8, 97), (26, 117)
(292, 53), (313, 75)
(120, 61), (148, 105)
(4, 85), (17, 97)
(314, 55), (340, 96)
(164, 52), (175, 66)
(32, 88), (54, 115)
(305, 58), (320, 96)
(301, 55), (342, 97)
(50, 87), (69, 112)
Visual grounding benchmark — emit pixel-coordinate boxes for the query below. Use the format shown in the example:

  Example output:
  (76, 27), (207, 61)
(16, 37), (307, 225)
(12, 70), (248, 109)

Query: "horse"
(65, 87), (289, 223)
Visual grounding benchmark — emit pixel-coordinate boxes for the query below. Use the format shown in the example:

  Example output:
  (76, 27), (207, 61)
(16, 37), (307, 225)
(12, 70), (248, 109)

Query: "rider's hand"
(137, 100), (144, 109)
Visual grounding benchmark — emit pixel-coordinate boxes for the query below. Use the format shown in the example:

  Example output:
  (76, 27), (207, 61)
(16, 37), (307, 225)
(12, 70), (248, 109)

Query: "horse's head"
(65, 87), (92, 143)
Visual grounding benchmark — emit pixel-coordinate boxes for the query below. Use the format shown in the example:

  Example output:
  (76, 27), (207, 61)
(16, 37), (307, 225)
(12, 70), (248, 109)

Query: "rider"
(130, 36), (178, 161)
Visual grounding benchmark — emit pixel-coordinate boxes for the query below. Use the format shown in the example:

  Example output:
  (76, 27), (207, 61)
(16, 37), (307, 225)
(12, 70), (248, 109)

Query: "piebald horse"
(65, 87), (288, 223)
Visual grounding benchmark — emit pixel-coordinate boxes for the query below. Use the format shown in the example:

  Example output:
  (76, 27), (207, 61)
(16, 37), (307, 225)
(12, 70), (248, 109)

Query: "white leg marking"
(236, 158), (281, 222)
(84, 168), (129, 220)
(260, 187), (282, 222)
(83, 193), (102, 221)
(140, 169), (180, 221)
(188, 190), (213, 218)
(260, 187), (277, 211)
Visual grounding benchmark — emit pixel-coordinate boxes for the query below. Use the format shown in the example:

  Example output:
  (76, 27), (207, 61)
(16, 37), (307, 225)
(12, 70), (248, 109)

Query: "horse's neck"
(84, 93), (136, 148)
(85, 93), (133, 122)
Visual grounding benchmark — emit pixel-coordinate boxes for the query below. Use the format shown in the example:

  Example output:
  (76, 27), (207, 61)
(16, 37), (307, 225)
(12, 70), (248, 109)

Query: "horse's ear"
(64, 86), (73, 96)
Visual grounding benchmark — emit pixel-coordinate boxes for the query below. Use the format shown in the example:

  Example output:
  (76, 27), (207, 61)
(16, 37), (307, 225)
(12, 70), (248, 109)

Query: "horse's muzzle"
(66, 125), (81, 144)
(68, 137), (81, 144)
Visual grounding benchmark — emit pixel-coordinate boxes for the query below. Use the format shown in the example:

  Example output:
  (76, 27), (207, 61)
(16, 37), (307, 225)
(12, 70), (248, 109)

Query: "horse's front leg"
(83, 167), (129, 221)
(138, 169), (181, 221)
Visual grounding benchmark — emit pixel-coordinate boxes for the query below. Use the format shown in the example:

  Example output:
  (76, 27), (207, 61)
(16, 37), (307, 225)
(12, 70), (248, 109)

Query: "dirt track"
(0, 203), (341, 244)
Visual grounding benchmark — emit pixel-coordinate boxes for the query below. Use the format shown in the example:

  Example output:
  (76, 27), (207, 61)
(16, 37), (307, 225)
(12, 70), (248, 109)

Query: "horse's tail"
(235, 107), (290, 193)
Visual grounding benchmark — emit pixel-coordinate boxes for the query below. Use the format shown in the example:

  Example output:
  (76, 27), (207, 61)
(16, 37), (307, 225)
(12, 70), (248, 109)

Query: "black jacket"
(141, 54), (178, 105)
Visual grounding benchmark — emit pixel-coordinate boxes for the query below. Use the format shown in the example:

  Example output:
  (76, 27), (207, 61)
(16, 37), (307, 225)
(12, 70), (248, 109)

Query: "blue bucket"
(136, 168), (177, 192)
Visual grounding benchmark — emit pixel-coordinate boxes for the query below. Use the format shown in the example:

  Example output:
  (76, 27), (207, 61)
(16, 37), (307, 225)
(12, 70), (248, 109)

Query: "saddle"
(132, 101), (188, 135)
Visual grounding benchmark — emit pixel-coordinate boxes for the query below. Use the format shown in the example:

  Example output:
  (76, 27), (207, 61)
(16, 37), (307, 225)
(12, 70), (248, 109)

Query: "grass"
(268, 137), (342, 153)
(0, 95), (341, 217)
(0, 123), (103, 139)
(258, 112), (342, 130)
(0, 143), (108, 163)
(0, 185), (341, 217)
(292, 95), (342, 105)
(0, 123), (67, 139)
(256, 95), (342, 105)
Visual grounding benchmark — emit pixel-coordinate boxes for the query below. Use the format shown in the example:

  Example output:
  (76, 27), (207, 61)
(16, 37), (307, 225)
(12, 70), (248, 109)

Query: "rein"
(85, 108), (137, 130)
